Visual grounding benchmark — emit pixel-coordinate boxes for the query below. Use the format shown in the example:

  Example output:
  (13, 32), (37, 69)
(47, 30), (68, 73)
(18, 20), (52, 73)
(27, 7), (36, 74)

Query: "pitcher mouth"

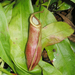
(30, 15), (41, 28)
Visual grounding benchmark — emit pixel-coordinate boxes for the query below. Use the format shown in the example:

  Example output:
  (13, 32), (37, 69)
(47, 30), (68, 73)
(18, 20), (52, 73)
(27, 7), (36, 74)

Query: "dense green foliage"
(0, 0), (75, 75)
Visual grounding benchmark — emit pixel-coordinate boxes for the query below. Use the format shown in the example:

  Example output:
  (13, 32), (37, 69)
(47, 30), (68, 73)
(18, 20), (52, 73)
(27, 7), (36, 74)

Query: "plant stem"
(0, 67), (12, 75)
(47, 0), (51, 9)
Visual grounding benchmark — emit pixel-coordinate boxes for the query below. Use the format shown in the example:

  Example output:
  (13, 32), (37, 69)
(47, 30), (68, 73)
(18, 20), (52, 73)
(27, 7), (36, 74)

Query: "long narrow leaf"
(0, 3), (16, 73)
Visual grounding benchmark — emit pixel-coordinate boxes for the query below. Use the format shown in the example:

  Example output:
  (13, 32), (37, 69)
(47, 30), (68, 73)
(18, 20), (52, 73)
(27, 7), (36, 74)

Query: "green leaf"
(39, 61), (62, 75)
(0, 58), (4, 75)
(35, 0), (40, 5)
(0, 3), (16, 73)
(0, 66), (12, 75)
(50, 0), (58, 5)
(14, 66), (32, 75)
(46, 0), (58, 6)
(57, 2), (71, 11)
(3, 1), (15, 23)
(70, 0), (75, 3)
(42, 0), (58, 6)
(46, 39), (75, 75)
(42, 22), (74, 48)
(69, 41), (75, 53)
(36, 0), (58, 6)
(2, 67), (11, 75)
(1, 1), (11, 7)
(57, 0), (62, 7)
(29, 65), (41, 75)
(35, 0), (43, 5)
(42, 2), (48, 6)
(33, 5), (57, 27)
(14, 65), (42, 75)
